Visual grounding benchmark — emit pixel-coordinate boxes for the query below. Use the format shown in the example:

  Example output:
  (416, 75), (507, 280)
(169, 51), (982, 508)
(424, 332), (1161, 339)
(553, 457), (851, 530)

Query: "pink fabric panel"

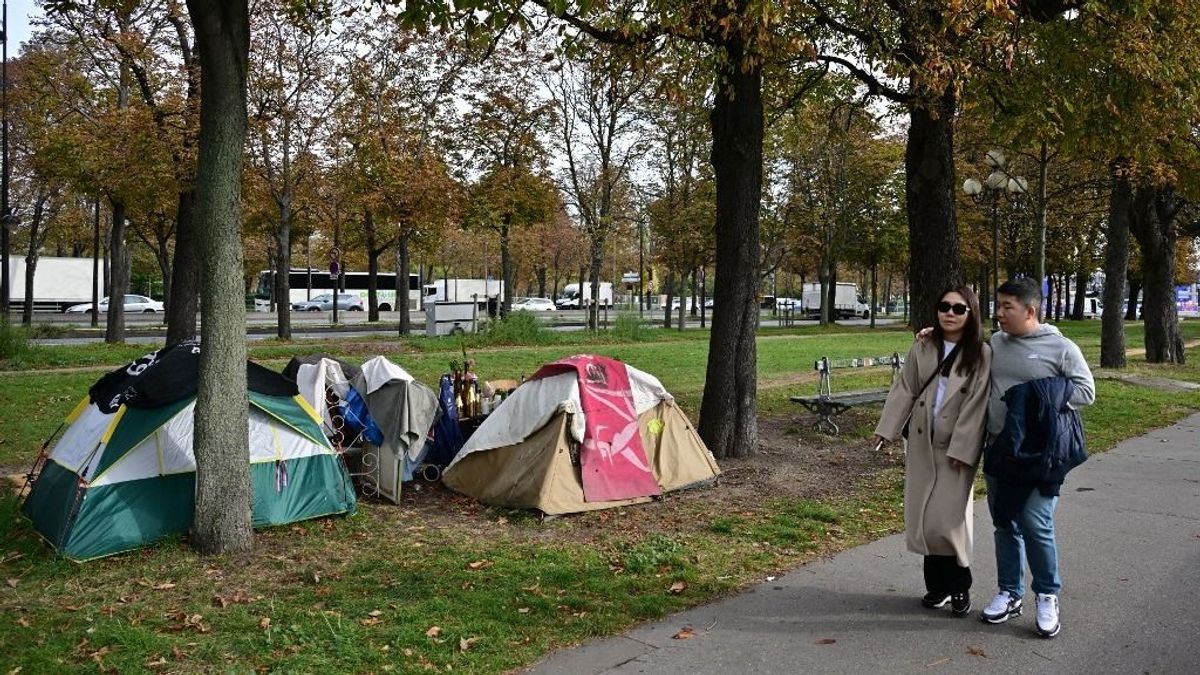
(532, 355), (661, 502)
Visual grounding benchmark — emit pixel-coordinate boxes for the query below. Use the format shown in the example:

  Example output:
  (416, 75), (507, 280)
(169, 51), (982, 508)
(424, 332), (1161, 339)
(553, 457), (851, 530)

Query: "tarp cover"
(531, 355), (661, 502)
(89, 340), (296, 413)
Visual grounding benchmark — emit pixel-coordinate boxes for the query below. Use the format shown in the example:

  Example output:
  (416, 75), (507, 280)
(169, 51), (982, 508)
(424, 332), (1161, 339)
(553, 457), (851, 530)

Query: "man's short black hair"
(997, 277), (1042, 310)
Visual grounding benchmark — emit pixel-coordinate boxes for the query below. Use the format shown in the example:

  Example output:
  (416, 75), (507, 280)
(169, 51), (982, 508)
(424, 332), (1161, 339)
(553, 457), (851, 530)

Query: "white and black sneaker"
(980, 591), (1022, 624)
(921, 591), (951, 609)
(1035, 593), (1061, 638)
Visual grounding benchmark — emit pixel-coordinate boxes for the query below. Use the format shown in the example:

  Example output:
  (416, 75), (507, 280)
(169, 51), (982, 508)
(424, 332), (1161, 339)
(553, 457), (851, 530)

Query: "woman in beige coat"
(874, 286), (991, 617)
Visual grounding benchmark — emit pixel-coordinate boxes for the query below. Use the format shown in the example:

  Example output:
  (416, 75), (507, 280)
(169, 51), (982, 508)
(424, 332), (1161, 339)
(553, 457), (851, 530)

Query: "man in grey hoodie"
(978, 278), (1095, 638)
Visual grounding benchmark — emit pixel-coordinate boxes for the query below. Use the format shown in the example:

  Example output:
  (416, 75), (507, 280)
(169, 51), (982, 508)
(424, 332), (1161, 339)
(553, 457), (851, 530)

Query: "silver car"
(65, 294), (165, 314)
(512, 297), (556, 312)
(291, 293), (364, 312)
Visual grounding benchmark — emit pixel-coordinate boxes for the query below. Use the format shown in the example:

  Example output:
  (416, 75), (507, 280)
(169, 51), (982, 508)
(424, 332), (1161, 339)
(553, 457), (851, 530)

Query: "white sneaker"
(980, 590), (1022, 624)
(1035, 593), (1061, 637)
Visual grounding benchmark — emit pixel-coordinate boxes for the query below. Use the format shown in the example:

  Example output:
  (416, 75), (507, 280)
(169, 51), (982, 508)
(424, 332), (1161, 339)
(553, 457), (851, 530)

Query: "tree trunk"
(697, 43), (761, 460)
(187, 0), (253, 557)
(536, 267), (547, 299)
(1072, 268), (1086, 320)
(1034, 141), (1050, 321)
(589, 236), (604, 330)
(1129, 183), (1184, 363)
(663, 269), (675, 329)
(166, 190), (200, 346)
(364, 210), (380, 322)
(905, 85), (962, 330)
(500, 219), (513, 318)
(397, 232), (412, 335)
(1100, 160), (1131, 368)
(1125, 281), (1140, 321)
(677, 268), (687, 331)
(274, 198), (292, 340)
(105, 199), (129, 344)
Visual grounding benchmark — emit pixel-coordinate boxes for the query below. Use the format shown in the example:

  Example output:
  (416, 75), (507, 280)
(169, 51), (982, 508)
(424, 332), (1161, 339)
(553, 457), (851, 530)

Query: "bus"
(253, 269), (421, 312)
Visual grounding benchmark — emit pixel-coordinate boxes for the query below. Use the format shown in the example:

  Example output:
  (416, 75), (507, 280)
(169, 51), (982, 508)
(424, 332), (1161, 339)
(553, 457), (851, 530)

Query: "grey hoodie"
(987, 323), (1096, 436)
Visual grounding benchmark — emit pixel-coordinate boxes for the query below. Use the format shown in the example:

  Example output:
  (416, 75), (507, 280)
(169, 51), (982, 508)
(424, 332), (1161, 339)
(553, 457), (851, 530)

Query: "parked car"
(555, 296), (580, 309)
(65, 294), (164, 314)
(704, 298), (714, 309)
(512, 297), (556, 312)
(774, 297), (801, 310)
(291, 293), (364, 312)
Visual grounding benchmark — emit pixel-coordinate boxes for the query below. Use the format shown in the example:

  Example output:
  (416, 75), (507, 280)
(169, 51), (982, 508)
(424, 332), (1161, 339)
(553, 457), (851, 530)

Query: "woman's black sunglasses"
(937, 301), (969, 315)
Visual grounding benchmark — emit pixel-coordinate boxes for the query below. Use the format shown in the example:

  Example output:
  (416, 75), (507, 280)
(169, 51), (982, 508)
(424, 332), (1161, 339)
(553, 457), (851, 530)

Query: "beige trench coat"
(874, 340), (991, 567)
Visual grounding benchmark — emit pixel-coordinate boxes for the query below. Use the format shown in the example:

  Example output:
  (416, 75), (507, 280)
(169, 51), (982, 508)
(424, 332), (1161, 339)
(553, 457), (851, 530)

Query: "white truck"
(557, 281), (613, 309)
(422, 278), (503, 307)
(4, 255), (96, 312)
(800, 282), (870, 319)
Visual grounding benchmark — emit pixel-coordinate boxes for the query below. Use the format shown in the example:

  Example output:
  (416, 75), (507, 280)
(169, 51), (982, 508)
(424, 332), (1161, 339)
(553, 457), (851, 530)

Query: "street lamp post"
(963, 149), (1027, 330)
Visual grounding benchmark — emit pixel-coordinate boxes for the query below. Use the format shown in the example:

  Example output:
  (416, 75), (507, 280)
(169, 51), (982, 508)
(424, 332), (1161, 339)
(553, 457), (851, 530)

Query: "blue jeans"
(985, 475), (1061, 598)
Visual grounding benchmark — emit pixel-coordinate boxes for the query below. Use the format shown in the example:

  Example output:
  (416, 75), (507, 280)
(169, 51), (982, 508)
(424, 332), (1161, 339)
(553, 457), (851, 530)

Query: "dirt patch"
(355, 407), (902, 546)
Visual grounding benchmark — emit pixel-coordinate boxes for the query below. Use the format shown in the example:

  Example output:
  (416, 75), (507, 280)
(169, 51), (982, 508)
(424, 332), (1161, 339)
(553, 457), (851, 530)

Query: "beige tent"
(441, 363), (720, 514)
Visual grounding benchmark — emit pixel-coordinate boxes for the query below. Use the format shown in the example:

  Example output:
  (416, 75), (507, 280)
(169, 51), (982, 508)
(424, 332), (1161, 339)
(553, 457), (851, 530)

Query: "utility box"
(427, 300), (478, 336)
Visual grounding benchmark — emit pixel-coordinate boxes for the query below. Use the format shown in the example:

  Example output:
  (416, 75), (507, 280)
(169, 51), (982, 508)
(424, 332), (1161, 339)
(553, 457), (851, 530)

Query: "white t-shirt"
(932, 340), (957, 424)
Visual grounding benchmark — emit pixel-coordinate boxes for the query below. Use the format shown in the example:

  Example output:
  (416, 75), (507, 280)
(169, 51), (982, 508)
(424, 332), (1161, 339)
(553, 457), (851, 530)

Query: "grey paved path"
(531, 414), (1200, 674)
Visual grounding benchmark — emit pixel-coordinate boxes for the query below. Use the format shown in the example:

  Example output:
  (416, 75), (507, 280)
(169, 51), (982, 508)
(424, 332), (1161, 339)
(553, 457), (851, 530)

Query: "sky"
(4, 0), (38, 54)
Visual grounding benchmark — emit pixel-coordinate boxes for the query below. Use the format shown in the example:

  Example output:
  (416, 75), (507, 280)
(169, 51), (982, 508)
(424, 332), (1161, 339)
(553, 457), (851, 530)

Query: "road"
(23, 309), (900, 345)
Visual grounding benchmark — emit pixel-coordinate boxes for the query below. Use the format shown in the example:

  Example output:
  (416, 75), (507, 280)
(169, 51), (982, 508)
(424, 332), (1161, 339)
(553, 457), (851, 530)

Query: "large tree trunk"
(905, 86), (962, 330)
(165, 190), (200, 346)
(1129, 183), (1184, 363)
(20, 193), (47, 326)
(698, 43), (761, 460)
(105, 199), (129, 344)
(187, 0), (252, 557)
(1100, 160), (1131, 368)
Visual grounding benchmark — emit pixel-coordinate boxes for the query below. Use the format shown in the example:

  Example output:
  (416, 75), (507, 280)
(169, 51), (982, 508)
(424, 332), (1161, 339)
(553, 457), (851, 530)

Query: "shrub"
(478, 311), (555, 346)
(611, 312), (652, 341)
(0, 319), (30, 362)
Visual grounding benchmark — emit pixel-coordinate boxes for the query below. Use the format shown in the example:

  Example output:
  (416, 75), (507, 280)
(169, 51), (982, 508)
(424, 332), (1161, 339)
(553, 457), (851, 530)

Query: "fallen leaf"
(459, 636), (479, 652)
(15, 617), (30, 628)
(258, 617), (271, 631)
(966, 645), (987, 657)
(152, 582), (176, 591)
(403, 648), (413, 656)
(815, 638), (836, 645)
(143, 656), (168, 668)
(212, 595), (229, 609)
(466, 560), (492, 570)
(230, 589), (251, 604)
(5, 578), (17, 588)
(368, 609), (383, 617)
(359, 617), (381, 626)
(425, 625), (442, 638)
(517, 607), (530, 614)
(672, 627), (696, 640)
(668, 581), (687, 594)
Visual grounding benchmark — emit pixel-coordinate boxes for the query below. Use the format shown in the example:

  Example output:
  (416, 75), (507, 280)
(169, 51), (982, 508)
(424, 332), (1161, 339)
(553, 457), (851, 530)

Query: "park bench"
(791, 353), (903, 435)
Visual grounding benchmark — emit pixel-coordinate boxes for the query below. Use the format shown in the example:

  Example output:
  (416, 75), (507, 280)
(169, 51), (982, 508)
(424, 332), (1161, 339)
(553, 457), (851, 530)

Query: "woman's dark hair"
(932, 285), (984, 378)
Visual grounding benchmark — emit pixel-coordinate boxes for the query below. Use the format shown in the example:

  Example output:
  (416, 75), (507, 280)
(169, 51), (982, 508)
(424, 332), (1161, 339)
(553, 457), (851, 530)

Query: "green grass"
(1, 323), (1199, 672)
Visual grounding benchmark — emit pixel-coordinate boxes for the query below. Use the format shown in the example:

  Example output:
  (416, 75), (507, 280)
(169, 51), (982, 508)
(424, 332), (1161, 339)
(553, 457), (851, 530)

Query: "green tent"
(22, 343), (356, 561)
